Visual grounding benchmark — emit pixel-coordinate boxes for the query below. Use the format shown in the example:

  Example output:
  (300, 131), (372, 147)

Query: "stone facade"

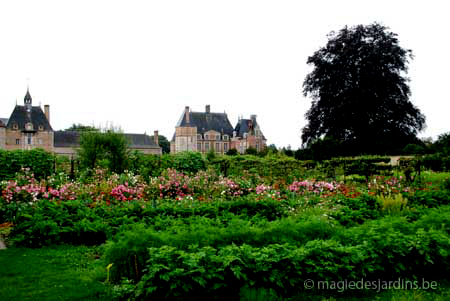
(0, 90), (54, 152)
(231, 115), (267, 154)
(0, 90), (162, 156)
(171, 105), (266, 154)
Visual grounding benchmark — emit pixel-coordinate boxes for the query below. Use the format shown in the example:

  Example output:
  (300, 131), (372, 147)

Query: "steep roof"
(177, 110), (234, 136)
(54, 131), (80, 147)
(124, 133), (160, 148)
(6, 105), (53, 131)
(54, 131), (160, 149)
(234, 118), (266, 140)
(0, 118), (8, 127)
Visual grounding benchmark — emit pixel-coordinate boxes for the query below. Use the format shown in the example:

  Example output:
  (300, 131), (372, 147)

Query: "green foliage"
(210, 155), (311, 183)
(0, 148), (54, 181)
(302, 23), (425, 154)
(436, 132), (450, 155)
(422, 153), (450, 172)
(321, 156), (392, 180)
(206, 148), (217, 161)
(173, 151), (207, 174)
(407, 190), (450, 208)
(65, 123), (100, 132)
(226, 148), (239, 156)
(330, 194), (382, 226)
(0, 245), (107, 300)
(245, 147), (258, 155)
(78, 129), (130, 174)
(11, 200), (112, 247)
(102, 213), (338, 283)
(377, 193), (408, 215)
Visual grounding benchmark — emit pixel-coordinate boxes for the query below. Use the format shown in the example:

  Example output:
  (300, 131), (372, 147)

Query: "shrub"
(172, 152), (206, 174)
(330, 194), (381, 226)
(408, 190), (450, 208)
(377, 193), (408, 214)
(78, 130), (130, 174)
(0, 149), (54, 181)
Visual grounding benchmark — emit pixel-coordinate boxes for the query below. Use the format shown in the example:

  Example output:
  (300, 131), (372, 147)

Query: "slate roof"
(177, 111), (234, 136)
(54, 131), (160, 149)
(0, 118), (8, 127)
(124, 133), (160, 148)
(54, 131), (80, 147)
(6, 105), (52, 131)
(234, 118), (266, 140)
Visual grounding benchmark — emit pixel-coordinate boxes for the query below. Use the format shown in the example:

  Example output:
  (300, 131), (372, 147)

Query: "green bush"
(330, 194), (382, 226)
(78, 130), (130, 174)
(407, 190), (450, 208)
(10, 200), (112, 247)
(172, 151), (206, 174)
(0, 148), (54, 180)
(102, 214), (339, 283)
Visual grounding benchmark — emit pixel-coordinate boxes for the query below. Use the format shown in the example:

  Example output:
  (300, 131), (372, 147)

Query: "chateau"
(170, 105), (266, 154)
(0, 90), (162, 155)
(1, 92), (268, 156)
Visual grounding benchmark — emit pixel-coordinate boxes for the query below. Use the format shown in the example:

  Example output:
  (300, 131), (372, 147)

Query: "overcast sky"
(1, 1), (448, 149)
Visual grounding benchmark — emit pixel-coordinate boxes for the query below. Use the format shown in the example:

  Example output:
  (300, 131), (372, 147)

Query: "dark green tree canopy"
(78, 130), (130, 174)
(302, 23), (425, 154)
(65, 123), (99, 132)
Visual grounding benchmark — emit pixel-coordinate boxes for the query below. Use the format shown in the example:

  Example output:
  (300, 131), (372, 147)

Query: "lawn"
(0, 245), (107, 300)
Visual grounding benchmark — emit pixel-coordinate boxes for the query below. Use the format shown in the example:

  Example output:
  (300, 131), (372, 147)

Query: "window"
(256, 143), (260, 152)
(224, 143), (229, 152)
(243, 133), (247, 138)
(39, 139), (43, 145)
(197, 142), (202, 152)
(216, 135), (220, 141)
(197, 134), (202, 140)
(205, 134), (209, 140)
(223, 135), (229, 141)
(25, 123), (33, 131)
(205, 142), (210, 151)
(16, 139), (20, 145)
(216, 142), (220, 152)
(27, 133), (32, 145)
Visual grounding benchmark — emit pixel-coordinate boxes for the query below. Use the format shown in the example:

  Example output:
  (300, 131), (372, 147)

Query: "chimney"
(44, 105), (50, 123)
(205, 105), (210, 113)
(250, 114), (257, 123)
(185, 106), (190, 123)
(154, 130), (159, 145)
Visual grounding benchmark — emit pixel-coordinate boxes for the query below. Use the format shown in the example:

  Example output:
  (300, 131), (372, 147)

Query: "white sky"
(1, 0), (448, 149)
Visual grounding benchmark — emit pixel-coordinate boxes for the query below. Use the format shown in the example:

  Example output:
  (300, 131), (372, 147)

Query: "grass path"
(0, 245), (108, 300)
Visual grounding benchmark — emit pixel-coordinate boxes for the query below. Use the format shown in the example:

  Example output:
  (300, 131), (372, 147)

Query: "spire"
(24, 88), (32, 105)
(24, 87), (32, 112)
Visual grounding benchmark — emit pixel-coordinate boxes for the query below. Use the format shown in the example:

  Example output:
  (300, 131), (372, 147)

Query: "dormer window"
(38, 125), (44, 131)
(25, 123), (33, 131)
(12, 123), (18, 130)
(223, 135), (229, 141)
(197, 134), (202, 140)
(216, 134), (220, 141)
(205, 134), (209, 140)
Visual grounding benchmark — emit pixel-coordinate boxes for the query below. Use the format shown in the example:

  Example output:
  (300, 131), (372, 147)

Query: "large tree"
(302, 23), (425, 154)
